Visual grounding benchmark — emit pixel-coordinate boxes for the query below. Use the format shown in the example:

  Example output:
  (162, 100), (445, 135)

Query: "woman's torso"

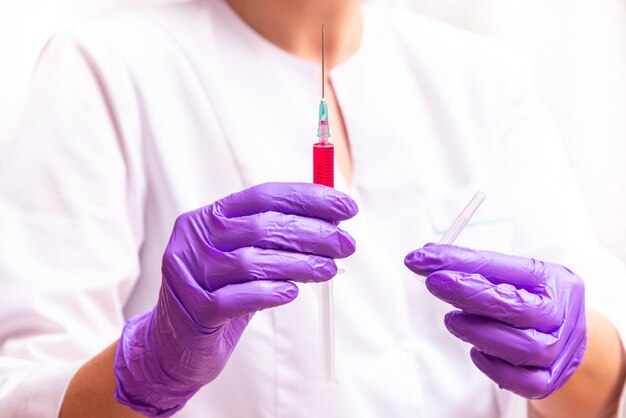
(100, 1), (522, 416)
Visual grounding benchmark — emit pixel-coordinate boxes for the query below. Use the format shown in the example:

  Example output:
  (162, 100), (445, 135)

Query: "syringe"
(313, 24), (337, 385)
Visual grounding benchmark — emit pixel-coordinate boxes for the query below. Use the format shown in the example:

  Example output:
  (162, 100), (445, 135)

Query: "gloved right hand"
(113, 182), (358, 417)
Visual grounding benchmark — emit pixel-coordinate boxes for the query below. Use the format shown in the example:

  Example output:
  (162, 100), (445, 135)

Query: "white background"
(1, 0), (625, 262)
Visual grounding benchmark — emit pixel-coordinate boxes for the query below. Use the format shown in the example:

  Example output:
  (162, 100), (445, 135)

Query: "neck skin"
(225, 0), (363, 69)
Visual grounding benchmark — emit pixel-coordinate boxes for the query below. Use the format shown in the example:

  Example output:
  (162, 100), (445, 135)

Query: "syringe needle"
(321, 24), (325, 99)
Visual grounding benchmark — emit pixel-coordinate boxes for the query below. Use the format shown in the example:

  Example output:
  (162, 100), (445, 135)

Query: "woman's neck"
(225, 0), (362, 68)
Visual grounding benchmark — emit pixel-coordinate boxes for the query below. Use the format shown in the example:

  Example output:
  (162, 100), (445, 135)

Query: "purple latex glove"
(404, 244), (586, 399)
(114, 182), (358, 416)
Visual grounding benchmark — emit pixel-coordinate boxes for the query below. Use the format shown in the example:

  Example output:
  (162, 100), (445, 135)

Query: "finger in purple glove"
(216, 182), (358, 221)
(405, 244), (549, 292)
(425, 270), (560, 333)
(444, 310), (579, 369)
(470, 344), (586, 400)
(201, 208), (356, 256)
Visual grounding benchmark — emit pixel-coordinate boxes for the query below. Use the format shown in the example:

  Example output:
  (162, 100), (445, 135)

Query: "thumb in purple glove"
(405, 244), (586, 399)
(114, 183), (358, 416)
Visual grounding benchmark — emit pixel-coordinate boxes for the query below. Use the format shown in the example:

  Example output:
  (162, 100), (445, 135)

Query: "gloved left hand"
(404, 244), (586, 399)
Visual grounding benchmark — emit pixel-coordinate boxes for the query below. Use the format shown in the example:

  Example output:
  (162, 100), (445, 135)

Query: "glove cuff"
(113, 310), (191, 417)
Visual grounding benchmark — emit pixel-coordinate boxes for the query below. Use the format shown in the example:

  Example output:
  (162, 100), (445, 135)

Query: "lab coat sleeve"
(490, 54), (626, 417)
(0, 30), (144, 417)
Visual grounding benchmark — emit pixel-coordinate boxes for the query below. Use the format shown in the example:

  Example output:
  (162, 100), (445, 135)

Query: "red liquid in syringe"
(313, 119), (334, 187)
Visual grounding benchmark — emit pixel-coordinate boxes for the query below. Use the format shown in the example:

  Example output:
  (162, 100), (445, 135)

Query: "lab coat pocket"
(426, 184), (514, 254)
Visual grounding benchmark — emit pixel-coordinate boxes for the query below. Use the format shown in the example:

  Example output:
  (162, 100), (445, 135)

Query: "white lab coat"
(1, 0), (625, 417)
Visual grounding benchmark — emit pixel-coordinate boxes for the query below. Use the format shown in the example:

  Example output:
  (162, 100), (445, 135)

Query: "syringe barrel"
(313, 140), (336, 385)
(313, 143), (334, 187)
